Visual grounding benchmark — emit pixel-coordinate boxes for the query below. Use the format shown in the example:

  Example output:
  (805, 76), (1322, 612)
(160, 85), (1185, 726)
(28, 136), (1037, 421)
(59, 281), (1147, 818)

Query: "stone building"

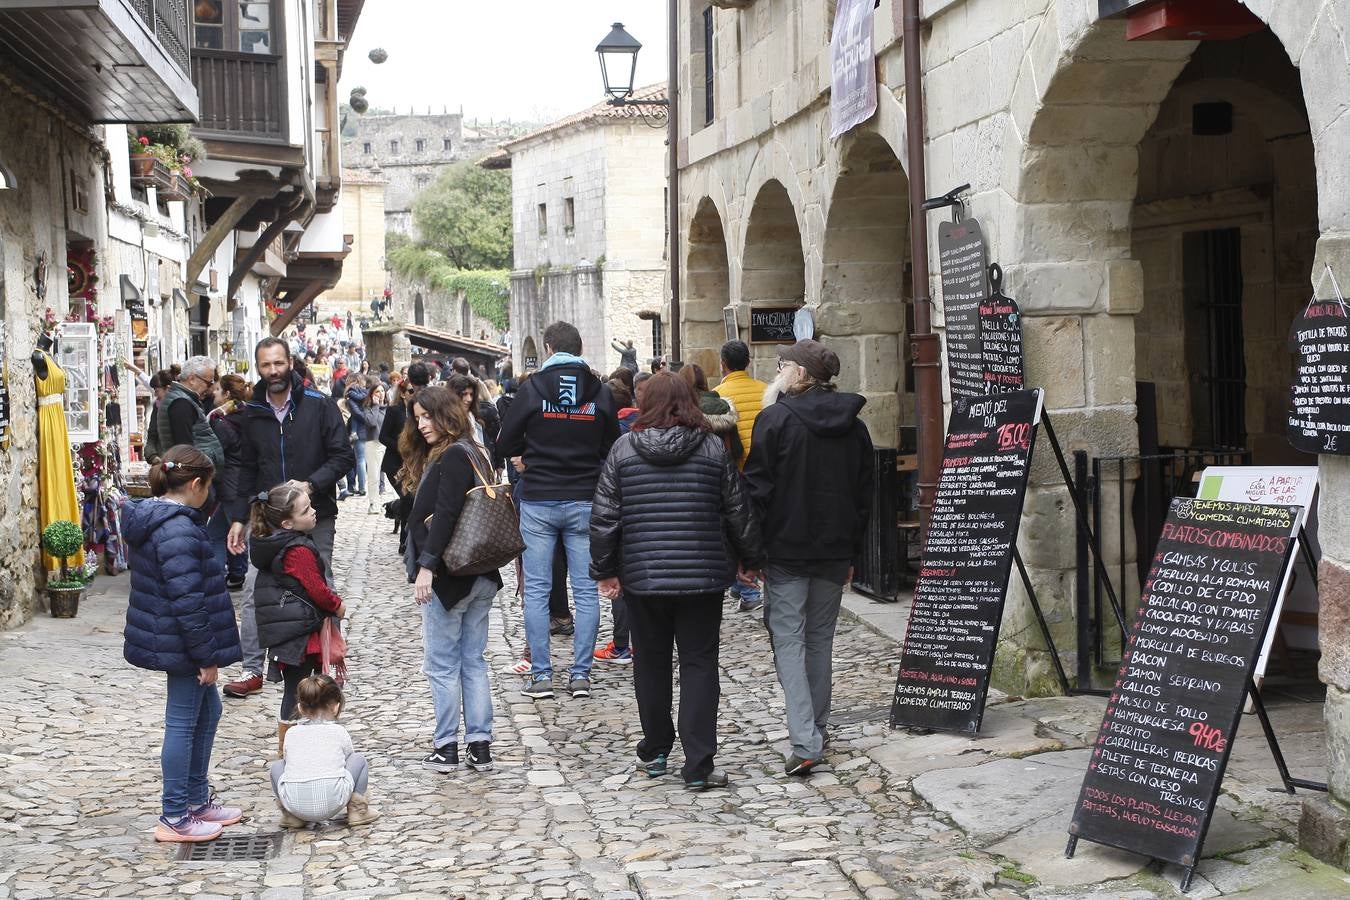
(676, 0), (1350, 857)
(494, 84), (669, 373)
(342, 113), (524, 235)
(319, 168), (387, 318)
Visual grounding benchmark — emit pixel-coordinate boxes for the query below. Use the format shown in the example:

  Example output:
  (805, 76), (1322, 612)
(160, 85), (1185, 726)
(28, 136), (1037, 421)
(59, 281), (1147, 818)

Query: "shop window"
(193, 0), (274, 54)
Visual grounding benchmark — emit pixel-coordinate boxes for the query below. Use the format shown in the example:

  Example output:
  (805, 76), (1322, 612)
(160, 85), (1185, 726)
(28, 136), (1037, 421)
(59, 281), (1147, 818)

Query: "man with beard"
(220, 337), (354, 698)
(743, 339), (874, 777)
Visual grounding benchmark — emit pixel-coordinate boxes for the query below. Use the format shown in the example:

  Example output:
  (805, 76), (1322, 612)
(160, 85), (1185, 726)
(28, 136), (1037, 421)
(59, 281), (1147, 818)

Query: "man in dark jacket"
(220, 337), (354, 698)
(158, 356), (225, 469)
(497, 321), (620, 700)
(742, 339), (874, 777)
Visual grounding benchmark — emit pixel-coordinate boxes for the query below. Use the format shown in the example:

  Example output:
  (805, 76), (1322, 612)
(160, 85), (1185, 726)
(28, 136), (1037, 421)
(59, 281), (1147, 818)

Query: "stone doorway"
(740, 179), (805, 381)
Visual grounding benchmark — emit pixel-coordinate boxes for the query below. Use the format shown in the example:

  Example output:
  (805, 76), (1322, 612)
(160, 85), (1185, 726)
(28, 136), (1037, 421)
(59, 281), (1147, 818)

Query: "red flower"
(137, 136), (149, 147)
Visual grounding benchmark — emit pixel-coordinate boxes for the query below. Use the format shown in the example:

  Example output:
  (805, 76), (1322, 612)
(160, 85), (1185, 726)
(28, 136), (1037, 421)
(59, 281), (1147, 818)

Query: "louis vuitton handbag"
(438, 443), (525, 575)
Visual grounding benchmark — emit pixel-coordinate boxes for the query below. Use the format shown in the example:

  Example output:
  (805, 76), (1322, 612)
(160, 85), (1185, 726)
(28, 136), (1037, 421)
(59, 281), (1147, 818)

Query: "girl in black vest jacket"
(589, 372), (762, 791)
(249, 482), (347, 756)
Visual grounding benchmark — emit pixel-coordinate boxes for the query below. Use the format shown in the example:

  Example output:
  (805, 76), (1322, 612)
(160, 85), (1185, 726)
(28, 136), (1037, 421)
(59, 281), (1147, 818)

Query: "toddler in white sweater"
(270, 675), (380, 827)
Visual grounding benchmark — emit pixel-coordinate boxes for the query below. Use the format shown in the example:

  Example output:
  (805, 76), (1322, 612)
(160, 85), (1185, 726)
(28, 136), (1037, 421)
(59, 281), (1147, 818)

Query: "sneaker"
(785, 754), (818, 777)
(521, 677), (554, 700)
(422, 743), (459, 773)
(154, 814), (222, 843)
(466, 741), (494, 772)
(338, 490), (350, 501)
(189, 793), (243, 826)
(222, 673), (263, 698)
(226, 575), (246, 591)
(550, 617), (575, 636)
(568, 678), (591, 699)
(594, 642), (632, 664)
(502, 657), (532, 675)
(636, 753), (668, 778)
(685, 770), (730, 792)
(738, 597), (763, 613)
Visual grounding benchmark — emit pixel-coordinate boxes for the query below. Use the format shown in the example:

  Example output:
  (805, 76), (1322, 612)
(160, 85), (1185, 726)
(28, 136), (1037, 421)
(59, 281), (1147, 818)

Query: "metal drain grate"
(176, 831), (283, 862)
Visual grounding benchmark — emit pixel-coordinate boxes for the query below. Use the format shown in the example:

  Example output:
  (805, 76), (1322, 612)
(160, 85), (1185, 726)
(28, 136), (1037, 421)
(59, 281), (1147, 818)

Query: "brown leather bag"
(435, 443), (524, 575)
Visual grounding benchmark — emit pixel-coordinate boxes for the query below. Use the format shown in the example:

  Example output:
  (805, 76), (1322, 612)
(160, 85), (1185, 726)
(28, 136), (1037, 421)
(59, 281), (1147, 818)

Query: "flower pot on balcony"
(159, 174), (190, 202)
(47, 585), (84, 618)
(130, 152), (156, 179)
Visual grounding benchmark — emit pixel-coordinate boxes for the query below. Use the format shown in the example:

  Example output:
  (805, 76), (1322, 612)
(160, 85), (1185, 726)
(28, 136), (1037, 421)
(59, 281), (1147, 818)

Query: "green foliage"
(385, 231), (411, 258)
(130, 124), (206, 164)
(389, 246), (510, 331)
(412, 161), (512, 270)
(41, 521), (84, 560)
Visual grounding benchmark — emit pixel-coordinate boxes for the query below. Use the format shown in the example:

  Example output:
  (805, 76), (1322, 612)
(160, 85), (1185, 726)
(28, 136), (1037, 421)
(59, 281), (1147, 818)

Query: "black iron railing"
(127, 0), (191, 74)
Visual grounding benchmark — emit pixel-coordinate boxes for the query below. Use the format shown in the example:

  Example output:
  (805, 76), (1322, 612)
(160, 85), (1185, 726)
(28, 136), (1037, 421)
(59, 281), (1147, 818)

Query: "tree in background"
(413, 161), (512, 270)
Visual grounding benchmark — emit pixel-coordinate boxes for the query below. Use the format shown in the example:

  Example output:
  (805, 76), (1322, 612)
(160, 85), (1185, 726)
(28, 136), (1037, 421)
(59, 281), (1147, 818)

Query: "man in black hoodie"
(219, 337), (354, 699)
(742, 339), (874, 777)
(497, 321), (619, 700)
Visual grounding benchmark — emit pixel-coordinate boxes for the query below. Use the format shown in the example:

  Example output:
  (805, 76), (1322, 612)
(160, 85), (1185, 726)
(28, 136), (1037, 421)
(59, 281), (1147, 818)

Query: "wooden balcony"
(0, 0), (197, 122)
(191, 49), (285, 145)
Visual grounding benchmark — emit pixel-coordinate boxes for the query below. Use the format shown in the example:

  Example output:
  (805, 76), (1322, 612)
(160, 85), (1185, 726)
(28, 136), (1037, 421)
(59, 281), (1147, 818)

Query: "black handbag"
(429, 444), (524, 576)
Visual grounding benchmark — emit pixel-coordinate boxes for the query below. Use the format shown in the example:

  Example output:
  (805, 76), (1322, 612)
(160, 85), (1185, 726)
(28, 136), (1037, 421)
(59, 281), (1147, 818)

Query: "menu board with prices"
(1287, 299), (1350, 455)
(937, 219), (989, 400)
(1068, 498), (1299, 870)
(890, 388), (1043, 733)
(979, 292), (1024, 392)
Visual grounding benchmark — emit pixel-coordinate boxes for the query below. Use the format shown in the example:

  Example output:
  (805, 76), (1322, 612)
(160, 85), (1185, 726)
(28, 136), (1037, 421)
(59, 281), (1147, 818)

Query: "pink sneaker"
(190, 795), (243, 826)
(154, 814), (222, 843)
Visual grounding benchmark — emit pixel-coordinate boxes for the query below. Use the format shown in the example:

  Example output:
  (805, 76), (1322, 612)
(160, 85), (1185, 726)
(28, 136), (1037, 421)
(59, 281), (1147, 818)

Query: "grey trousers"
(236, 516), (338, 676)
(763, 565), (845, 759)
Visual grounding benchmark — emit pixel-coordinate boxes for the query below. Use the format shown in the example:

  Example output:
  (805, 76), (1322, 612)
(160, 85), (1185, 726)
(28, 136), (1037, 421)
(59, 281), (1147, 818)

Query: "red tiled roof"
(501, 83), (668, 153)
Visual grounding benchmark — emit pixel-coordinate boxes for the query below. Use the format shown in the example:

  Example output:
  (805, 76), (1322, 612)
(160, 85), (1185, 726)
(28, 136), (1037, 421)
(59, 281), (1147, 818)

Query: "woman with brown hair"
(679, 363), (742, 464)
(590, 372), (762, 790)
(401, 385), (502, 774)
(209, 374), (253, 589)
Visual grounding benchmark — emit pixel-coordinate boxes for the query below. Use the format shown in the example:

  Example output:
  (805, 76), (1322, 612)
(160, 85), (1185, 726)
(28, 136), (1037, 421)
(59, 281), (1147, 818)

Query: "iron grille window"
(651, 318), (665, 362)
(1182, 228), (1246, 449)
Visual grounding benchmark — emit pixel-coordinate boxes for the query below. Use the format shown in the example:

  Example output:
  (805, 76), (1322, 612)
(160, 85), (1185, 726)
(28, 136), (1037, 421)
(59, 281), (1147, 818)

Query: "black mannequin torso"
(33, 334), (53, 380)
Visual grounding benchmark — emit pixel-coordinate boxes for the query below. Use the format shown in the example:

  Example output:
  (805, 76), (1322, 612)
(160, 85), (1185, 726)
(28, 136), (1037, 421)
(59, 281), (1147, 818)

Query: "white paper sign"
(829, 0), (878, 139)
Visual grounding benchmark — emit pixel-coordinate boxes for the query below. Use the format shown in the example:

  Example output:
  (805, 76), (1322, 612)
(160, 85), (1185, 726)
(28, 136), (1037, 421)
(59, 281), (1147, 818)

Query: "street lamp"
(596, 22), (643, 103)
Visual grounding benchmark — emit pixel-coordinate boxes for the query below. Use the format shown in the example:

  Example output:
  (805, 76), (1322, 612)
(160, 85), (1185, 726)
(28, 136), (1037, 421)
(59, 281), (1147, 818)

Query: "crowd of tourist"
(120, 318), (874, 843)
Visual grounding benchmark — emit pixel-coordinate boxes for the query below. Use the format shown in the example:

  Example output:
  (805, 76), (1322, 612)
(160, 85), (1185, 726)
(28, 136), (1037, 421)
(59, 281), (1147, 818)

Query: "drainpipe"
(903, 0), (942, 533)
(667, 0), (683, 365)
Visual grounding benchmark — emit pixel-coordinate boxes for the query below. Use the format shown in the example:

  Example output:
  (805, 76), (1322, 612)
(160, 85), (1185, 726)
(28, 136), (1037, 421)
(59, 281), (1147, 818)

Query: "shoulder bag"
(433, 443), (525, 575)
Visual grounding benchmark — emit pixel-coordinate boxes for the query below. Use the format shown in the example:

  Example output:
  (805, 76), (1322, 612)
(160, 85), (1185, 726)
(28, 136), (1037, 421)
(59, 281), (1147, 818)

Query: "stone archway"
(820, 131), (910, 449)
(413, 292), (425, 327)
(522, 336), (538, 368)
(740, 180), (806, 379)
(684, 197), (731, 378)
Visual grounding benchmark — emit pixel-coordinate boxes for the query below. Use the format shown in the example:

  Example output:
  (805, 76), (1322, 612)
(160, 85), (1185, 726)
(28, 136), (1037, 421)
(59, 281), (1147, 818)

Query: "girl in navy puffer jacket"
(123, 445), (243, 844)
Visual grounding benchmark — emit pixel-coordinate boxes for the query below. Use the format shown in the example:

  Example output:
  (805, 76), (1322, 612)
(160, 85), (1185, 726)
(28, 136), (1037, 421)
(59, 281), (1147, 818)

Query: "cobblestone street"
(0, 506), (997, 899)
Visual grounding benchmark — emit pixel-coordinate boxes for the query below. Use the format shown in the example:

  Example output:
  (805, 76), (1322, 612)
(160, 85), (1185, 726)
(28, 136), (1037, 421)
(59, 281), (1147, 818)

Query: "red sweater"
(281, 546), (343, 659)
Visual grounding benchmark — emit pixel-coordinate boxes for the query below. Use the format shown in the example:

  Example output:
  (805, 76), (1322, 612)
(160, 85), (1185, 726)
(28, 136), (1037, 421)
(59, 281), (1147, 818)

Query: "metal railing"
(1074, 445), (1251, 681)
(127, 0), (190, 74)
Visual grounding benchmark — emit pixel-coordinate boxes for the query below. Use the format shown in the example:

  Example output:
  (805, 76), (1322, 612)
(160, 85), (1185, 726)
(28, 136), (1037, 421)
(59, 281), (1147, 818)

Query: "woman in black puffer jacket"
(589, 371), (762, 791)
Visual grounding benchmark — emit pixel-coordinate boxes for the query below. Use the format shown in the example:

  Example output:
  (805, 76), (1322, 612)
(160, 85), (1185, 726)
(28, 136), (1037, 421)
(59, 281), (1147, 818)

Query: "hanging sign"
(828, 0), (878, 139)
(890, 388), (1043, 733)
(1287, 297), (1350, 454)
(748, 306), (801, 345)
(1068, 498), (1299, 874)
(938, 219), (989, 400)
(979, 264), (1024, 393)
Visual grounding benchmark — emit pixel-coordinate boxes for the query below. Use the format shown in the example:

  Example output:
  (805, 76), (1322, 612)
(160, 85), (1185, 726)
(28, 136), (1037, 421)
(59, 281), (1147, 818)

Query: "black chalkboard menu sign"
(1068, 498), (1299, 871)
(890, 388), (1043, 733)
(0, 321), (9, 449)
(979, 292), (1024, 392)
(1287, 299), (1350, 455)
(748, 306), (800, 345)
(937, 219), (989, 400)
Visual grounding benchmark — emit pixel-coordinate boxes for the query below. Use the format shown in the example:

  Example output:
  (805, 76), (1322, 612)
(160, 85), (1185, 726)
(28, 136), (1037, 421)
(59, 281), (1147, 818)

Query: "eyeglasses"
(777, 359), (795, 372)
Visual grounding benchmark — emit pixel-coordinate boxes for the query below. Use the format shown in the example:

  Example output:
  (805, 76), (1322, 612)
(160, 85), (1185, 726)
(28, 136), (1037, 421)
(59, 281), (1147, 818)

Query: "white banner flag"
(829, 0), (878, 140)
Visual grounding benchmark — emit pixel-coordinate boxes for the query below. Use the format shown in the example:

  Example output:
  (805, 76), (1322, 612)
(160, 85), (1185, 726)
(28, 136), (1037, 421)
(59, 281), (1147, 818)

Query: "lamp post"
(596, 20), (681, 367)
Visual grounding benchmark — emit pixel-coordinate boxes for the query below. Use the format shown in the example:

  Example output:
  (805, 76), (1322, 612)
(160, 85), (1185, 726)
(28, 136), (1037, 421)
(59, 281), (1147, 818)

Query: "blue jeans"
(421, 576), (497, 747)
(206, 507), (248, 580)
(162, 674), (222, 818)
(519, 500), (600, 680)
(346, 438), (366, 493)
(729, 581), (762, 606)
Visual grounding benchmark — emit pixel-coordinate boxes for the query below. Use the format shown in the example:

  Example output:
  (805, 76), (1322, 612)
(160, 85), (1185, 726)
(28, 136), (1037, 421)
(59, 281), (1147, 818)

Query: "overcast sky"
(339, 1), (669, 125)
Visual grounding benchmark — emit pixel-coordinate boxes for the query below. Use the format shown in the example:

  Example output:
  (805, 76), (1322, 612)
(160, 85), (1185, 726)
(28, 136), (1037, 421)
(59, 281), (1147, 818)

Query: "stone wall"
(390, 271), (500, 342)
(0, 81), (110, 627)
(323, 176), (387, 316)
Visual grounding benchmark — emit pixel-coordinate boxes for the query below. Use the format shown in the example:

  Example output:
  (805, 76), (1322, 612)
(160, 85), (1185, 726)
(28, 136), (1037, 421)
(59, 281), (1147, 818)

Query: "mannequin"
(32, 333), (53, 380)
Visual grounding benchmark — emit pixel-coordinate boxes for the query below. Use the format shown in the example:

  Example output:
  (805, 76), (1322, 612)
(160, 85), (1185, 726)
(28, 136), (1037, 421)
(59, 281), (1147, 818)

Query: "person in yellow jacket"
(714, 340), (768, 611)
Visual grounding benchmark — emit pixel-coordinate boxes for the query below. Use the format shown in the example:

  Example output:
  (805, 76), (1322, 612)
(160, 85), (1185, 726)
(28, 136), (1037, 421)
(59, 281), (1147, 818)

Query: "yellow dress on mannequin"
(36, 352), (85, 573)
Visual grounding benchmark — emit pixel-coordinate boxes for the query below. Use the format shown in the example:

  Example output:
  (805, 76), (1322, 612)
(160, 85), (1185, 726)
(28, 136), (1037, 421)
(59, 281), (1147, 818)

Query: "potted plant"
(42, 520), (88, 618)
(129, 134), (155, 178)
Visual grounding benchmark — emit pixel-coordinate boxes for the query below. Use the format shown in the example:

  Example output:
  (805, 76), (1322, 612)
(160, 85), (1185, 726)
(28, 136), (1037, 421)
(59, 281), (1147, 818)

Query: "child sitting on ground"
(270, 674), (379, 827)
